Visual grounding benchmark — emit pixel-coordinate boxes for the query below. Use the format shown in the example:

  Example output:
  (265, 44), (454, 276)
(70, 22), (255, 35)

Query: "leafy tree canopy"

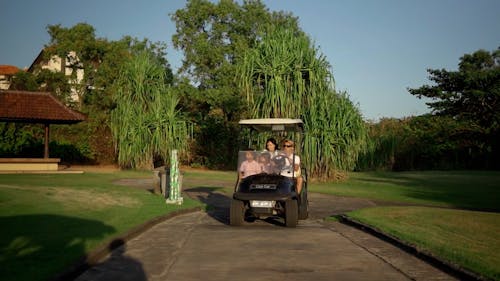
(171, 0), (301, 121)
(408, 47), (500, 130)
(44, 23), (173, 111)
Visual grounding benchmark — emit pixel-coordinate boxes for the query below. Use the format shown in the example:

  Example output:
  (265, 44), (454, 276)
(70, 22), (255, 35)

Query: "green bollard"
(166, 149), (183, 205)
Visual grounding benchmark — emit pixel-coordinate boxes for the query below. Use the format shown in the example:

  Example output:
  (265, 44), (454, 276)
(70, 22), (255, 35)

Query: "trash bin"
(153, 166), (169, 198)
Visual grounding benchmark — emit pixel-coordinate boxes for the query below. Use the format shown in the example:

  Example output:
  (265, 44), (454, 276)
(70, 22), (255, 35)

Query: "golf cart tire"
(230, 199), (245, 226)
(285, 199), (298, 228)
(298, 194), (309, 220)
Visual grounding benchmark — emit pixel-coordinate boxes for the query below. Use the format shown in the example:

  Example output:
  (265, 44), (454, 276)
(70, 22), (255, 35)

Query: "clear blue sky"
(1, 0), (499, 120)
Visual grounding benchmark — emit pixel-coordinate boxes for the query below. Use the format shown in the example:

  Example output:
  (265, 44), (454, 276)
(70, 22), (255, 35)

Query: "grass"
(182, 169), (236, 195)
(310, 170), (500, 211)
(311, 170), (500, 281)
(0, 171), (203, 281)
(348, 206), (500, 281)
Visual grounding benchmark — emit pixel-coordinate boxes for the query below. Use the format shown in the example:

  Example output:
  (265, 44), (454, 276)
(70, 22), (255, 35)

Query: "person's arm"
(239, 161), (246, 178)
(293, 155), (301, 172)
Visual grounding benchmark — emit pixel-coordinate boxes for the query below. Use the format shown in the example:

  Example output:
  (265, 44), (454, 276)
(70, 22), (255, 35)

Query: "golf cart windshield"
(237, 150), (298, 178)
(237, 118), (303, 179)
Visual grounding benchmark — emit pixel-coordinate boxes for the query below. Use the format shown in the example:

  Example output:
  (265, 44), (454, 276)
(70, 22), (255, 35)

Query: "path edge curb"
(50, 206), (203, 281)
(338, 214), (492, 281)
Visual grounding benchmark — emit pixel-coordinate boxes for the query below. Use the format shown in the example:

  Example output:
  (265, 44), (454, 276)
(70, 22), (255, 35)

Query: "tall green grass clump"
(110, 52), (190, 169)
(238, 26), (367, 179)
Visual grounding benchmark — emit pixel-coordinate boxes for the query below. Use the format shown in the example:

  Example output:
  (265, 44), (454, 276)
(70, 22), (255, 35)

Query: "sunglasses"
(283, 144), (294, 148)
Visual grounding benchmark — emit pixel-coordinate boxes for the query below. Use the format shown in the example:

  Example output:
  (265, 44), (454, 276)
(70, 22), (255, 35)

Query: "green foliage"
(36, 69), (73, 104)
(356, 118), (400, 171)
(409, 47), (499, 128)
(172, 0), (300, 120)
(41, 23), (175, 164)
(195, 114), (239, 169)
(357, 115), (497, 171)
(0, 123), (43, 157)
(9, 71), (39, 91)
(408, 47), (500, 169)
(110, 52), (190, 169)
(238, 26), (367, 179)
(359, 47), (500, 171)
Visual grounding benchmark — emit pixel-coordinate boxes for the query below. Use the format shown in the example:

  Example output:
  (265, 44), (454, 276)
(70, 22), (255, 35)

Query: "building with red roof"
(0, 65), (20, 90)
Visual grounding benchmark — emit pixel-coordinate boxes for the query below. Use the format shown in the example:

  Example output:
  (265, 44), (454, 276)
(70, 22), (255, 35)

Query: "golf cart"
(230, 118), (309, 227)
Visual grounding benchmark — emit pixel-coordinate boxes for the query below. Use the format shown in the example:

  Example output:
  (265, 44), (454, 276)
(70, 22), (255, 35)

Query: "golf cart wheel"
(230, 199), (245, 226)
(285, 199), (298, 228)
(298, 194), (309, 220)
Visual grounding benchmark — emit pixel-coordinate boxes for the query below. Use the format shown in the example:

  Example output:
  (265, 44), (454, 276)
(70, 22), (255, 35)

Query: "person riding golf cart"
(230, 118), (309, 227)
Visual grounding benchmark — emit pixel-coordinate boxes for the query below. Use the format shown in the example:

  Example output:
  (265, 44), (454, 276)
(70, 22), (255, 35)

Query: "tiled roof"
(0, 65), (20, 75)
(0, 90), (86, 124)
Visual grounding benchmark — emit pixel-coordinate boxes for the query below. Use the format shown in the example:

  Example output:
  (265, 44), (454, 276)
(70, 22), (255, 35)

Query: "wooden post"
(44, 123), (50, 158)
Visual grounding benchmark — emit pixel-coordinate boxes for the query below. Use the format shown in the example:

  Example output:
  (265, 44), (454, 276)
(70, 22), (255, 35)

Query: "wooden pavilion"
(0, 90), (86, 171)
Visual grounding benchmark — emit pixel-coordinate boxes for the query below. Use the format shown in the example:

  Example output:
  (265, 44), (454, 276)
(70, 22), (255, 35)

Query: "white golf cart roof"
(238, 118), (304, 132)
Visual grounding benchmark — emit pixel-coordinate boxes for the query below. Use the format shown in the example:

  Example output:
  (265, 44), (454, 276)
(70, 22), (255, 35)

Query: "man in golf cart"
(279, 139), (303, 194)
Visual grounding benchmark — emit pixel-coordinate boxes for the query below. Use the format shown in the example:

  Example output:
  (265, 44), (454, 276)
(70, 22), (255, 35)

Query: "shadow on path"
(184, 186), (231, 225)
(75, 239), (146, 281)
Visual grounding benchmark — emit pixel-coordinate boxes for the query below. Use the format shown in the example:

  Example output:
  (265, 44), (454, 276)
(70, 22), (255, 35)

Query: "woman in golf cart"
(264, 137), (280, 157)
(279, 139), (304, 194)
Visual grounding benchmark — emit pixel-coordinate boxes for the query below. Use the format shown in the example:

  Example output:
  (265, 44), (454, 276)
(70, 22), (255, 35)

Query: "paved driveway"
(75, 188), (458, 281)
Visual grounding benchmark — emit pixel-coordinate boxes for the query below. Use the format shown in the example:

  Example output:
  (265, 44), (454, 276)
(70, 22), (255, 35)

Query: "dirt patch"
(50, 187), (141, 209)
(114, 178), (156, 191)
(0, 184), (140, 210)
(307, 193), (378, 219)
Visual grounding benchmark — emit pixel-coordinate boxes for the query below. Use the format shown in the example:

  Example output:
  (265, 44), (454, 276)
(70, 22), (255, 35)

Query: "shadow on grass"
(0, 214), (116, 281)
(353, 171), (500, 211)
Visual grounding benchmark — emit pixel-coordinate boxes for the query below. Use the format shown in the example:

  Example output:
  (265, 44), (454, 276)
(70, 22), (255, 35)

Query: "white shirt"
(280, 154), (300, 177)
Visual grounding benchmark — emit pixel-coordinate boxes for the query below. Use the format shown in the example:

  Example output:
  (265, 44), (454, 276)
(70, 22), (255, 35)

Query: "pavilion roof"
(0, 90), (86, 124)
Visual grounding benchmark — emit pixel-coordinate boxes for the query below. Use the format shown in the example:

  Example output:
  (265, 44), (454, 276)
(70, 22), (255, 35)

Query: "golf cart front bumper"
(232, 192), (296, 201)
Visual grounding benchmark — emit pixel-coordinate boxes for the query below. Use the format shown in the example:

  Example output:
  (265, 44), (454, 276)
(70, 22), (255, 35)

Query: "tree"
(42, 23), (174, 164)
(408, 47), (499, 130)
(171, 0), (301, 168)
(9, 71), (39, 91)
(46, 23), (171, 110)
(408, 47), (500, 168)
(171, 0), (300, 121)
(110, 52), (189, 169)
(238, 26), (367, 179)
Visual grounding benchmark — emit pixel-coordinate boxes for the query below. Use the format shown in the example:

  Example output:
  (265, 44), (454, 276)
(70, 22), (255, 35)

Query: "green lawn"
(348, 206), (500, 281)
(0, 171), (203, 281)
(311, 170), (500, 281)
(310, 170), (500, 211)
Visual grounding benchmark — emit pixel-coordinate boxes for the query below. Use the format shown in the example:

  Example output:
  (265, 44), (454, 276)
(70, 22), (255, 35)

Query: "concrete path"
(74, 191), (458, 281)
